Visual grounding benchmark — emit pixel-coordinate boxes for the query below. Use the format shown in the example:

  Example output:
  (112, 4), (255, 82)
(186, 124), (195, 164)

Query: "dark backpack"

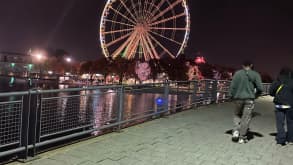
(274, 84), (290, 105)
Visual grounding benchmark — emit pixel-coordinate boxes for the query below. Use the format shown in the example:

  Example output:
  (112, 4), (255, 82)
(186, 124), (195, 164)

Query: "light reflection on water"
(1, 81), (191, 136)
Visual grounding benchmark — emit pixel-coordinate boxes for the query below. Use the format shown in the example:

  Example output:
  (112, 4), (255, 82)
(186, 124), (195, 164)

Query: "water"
(0, 78), (192, 139)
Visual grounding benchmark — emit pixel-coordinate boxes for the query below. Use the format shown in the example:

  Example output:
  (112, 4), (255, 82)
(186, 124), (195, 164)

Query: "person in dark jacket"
(269, 67), (293, 146)
(229, 61), (263, 144)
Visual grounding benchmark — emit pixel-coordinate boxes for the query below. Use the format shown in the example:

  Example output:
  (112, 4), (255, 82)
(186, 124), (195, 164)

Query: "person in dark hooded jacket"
(269, 67), (293, 146)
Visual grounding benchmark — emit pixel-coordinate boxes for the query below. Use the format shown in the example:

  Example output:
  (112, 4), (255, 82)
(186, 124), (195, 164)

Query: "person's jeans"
(233, 99), (255, 138)
(275, 108), (293, 143)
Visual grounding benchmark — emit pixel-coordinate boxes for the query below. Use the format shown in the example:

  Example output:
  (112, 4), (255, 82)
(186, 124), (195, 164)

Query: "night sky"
(0, 0), (292, 77)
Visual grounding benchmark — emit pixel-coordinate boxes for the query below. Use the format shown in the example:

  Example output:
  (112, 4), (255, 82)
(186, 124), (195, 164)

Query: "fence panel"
(0, 100), (23, 147)
(0, 80), (271, 161)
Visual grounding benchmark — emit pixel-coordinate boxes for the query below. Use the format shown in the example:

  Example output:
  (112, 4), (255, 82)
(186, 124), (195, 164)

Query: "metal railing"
(0, 80), (270, 161)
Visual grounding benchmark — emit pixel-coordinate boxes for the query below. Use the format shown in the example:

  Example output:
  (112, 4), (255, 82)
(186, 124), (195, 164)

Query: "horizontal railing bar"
(0, 100), (22, 104)
(40, 124), (94, 139)
(0, 91), (29, 97)
(0, 147), (26, 158)
(36, 85), (122, 94)
(0, 142), (20, 149)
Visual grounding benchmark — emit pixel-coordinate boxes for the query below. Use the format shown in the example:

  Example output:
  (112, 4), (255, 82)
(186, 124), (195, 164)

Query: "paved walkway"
(10, 96), (293, 165)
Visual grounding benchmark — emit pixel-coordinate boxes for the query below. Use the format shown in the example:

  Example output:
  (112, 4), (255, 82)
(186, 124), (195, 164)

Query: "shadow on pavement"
(225, 129), (264, 140)
(252, 112), (262, 118)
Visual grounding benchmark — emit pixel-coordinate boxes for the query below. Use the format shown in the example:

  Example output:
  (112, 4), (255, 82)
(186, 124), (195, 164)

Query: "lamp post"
(35, 53), (44, 79)
(65, 57), (72, 73)
(65, 57), (73, 81)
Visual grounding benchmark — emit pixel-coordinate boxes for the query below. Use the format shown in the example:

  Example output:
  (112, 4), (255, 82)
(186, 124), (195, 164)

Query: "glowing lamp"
(195, 56), (206, 64)
(156, 97), (164, 106)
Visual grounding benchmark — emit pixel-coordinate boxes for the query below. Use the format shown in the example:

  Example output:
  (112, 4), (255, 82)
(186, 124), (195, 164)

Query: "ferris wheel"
(100, 0), (190, 61)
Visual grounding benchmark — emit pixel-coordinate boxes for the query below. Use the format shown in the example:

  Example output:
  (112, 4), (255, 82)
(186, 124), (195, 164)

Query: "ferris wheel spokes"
(108, 6), (136, 25)
(149, 0), (165, 20)
(149, 27), (188, 31)
(149, 30), (182, 45)
(141, 34), (154, 60)
(145, 33), (160, 59)
(150, 0), (182, 23)
(120, 0), (138, 22)
(130, 0), (140, 20)
(103, 28), (134, 35)
(148, 33), (176, 59)
(100, 0), (190, 60)
(112, 31), (138, 58)
(150, 12), (186, 26)
(104, 19), (135, 27)
(106, 32), (132, 47)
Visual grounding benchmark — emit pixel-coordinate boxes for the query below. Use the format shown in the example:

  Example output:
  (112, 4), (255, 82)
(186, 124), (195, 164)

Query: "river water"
(0, 77), (192, 138)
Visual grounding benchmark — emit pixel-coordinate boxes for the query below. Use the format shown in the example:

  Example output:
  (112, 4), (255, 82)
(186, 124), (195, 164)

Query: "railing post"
(31, 89), (41, 157)
(192, 81), (198, 108)
(211, 80), (218, 104)
(19, 92), (31, 160)
(163, 82), (169, 115)
(204, 80), (210, 104)
(117, 85), (124, 131)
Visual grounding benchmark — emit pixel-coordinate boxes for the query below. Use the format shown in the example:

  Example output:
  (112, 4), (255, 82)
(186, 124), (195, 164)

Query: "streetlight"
(65, 57), (73, 75)
(66, 57), (71, 63)
(36, 53), (43, 61)
(63, 57), (73, 83)
(33, 53), (44, 79)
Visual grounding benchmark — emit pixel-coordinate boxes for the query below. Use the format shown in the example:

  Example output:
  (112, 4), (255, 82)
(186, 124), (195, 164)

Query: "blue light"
(156, 97), (164, 106)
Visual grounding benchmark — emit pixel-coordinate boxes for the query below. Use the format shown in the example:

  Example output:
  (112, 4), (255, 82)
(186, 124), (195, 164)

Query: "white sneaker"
(238, 138), (248, 144)
(232, 131), (239, 142)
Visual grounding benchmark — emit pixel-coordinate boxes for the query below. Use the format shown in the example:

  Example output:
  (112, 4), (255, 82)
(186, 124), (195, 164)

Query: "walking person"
(229, 61), (263, 143)
(269, 67), (293, 146)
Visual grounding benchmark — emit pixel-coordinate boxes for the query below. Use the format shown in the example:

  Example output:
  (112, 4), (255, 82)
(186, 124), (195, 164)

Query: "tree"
(160, 57), (188, 81)
(79, 61), (95, 80)
(198, 63), (214, 79)
(110, 56), (132, 84)
(149, 59), (162, 81)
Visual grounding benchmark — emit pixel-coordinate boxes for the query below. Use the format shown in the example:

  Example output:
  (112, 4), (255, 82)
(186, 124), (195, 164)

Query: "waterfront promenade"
(9, 96), (293, 165)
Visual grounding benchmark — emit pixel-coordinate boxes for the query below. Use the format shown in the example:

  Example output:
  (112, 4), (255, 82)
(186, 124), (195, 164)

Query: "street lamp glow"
(66, 57), (72, 63)
(35, 53), (44, 61)
(48, 71), (53, 75)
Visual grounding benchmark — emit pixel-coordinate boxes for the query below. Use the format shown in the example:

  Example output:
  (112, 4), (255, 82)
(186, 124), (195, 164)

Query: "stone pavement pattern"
(10, 97), (293, 165)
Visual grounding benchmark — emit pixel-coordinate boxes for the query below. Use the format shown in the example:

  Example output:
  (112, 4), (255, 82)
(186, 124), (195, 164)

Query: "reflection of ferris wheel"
(100, 0), (190, 61)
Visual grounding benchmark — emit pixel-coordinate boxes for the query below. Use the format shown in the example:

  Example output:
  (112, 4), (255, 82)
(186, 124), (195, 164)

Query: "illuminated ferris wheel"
(100, 0), (190, 61)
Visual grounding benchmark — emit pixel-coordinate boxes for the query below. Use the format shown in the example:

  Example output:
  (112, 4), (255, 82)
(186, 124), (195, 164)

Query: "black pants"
(275, 108), (293, 144)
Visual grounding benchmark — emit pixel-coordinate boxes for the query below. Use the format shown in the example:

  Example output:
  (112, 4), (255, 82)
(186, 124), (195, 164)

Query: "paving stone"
(95, 159), (120, 165)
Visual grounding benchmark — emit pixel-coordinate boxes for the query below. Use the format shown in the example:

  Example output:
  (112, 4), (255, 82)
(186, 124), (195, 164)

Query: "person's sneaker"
(238, 138), (248, 144)
(232, 130), (239, 142)
(276, 143), (286, 146)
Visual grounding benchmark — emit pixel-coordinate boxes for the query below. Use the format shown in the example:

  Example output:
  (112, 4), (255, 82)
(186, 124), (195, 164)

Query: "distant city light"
(28, 64), (33, 70)
(36, 53), (43, 60)
(195, 56), (206, 64)
(9, 77), (15, 86)
(66, 57), (72, 63)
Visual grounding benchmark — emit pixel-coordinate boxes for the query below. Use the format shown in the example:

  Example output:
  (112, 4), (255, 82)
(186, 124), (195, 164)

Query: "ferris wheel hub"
(135, 23), (149, 33)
